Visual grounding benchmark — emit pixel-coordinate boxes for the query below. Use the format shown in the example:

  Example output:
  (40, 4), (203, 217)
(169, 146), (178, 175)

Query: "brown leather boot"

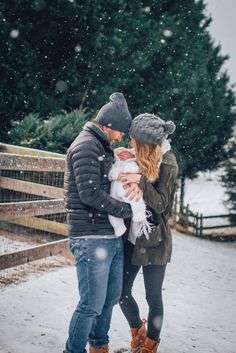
(130, 319), (147, 353)
(89, 344), (109, 353)
(141, 337), (160, 353)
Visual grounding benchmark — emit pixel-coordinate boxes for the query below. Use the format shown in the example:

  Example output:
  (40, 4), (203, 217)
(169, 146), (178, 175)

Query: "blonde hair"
(134, 141), (163, 182)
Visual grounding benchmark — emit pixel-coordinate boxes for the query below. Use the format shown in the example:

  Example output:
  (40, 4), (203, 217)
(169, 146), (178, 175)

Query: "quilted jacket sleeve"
(70, 141), (132, 219)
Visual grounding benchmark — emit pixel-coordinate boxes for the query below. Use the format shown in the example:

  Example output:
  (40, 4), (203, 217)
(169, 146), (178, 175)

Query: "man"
(63, 92), (134, 353)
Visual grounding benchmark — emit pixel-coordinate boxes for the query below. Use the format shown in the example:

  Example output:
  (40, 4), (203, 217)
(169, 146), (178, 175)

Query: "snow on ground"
(0, 230), (43, 254)
(0, 231), (235, 353)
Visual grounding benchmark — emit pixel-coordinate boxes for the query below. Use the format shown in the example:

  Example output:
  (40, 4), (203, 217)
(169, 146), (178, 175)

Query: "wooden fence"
(0, 143), (68, 270)
(172, 196), (236, 239)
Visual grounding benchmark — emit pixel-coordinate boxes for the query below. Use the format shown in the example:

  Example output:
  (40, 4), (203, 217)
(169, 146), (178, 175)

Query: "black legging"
(119, 240), (166, 341)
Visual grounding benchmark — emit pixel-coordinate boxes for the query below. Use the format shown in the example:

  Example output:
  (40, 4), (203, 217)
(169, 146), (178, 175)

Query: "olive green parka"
(132, 151), (178, 266)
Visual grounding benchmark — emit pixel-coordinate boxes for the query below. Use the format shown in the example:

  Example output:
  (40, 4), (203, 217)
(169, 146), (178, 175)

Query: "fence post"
(196, 213), (199, 236)
(186, 204), (189, 230)
(200, 213), (203, 237)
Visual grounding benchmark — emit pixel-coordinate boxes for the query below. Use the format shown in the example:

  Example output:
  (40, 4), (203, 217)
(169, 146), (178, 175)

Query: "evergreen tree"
(0, 0), (154, 138)
(221, 134), (236, 219)
(9, 110), (90, 153)
(1, 0), (235, 208)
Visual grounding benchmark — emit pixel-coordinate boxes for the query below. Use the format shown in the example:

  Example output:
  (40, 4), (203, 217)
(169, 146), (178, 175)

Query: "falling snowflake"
(10, 29), (19, 39)
(75, 44), (82, 53)
(55, 80), (68, 92)
(143, 6), (151, 13)
(94, 247), (108, 261)
(152, 315), (162, 329)
(163, 29), (173, 38)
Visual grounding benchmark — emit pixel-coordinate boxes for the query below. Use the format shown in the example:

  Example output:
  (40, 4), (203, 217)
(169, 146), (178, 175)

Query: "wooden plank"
(0, 239), (68, 270)
(0, 153), (65, 172)
(0, 177), (64, 199)
(9, 216), (69, 236)
(202, 214), (236, 219)
(0, 199), (65, 221)
(0, 143), (65, 158)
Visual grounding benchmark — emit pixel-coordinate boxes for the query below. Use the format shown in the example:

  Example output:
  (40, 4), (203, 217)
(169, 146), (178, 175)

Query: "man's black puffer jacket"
(64, 122), (132, 239)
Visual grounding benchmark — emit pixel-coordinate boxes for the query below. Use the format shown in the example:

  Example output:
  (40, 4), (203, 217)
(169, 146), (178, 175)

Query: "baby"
(108, 147), (154, 241)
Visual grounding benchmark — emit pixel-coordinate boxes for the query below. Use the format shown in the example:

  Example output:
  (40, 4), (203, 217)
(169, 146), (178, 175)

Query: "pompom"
(164, 121), (176, 134)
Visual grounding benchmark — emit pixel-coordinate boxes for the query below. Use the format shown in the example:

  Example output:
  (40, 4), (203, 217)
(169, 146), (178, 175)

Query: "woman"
(118, 113), (178, 353)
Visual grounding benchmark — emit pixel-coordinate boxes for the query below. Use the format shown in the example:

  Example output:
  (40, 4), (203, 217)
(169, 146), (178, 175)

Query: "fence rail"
(0, 142), (65, 158)
(0, 144), (68, 272)
(0, 153), (65, 172)
(0, 176), (64, 198)
(0, 239), (68, 271)
(0, 199), (66, 220)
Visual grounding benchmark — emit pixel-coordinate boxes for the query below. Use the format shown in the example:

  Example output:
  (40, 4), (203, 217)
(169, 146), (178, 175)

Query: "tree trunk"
(78, 64), (95, 112)
(180, 175), (185, 213)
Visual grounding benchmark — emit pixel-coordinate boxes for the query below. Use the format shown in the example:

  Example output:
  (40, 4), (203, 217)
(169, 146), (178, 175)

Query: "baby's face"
(116, 150), (134, 161)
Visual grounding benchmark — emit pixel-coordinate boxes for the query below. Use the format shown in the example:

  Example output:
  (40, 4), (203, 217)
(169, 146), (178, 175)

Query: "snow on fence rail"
(0, 143), (68, 271)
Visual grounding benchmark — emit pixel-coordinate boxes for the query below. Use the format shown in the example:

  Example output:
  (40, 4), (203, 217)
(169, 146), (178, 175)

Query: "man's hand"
(124, 182), (143, 202)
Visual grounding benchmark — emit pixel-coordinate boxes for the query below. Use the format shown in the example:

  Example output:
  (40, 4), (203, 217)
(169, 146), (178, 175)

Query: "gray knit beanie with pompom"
(129, 113), (176, 145)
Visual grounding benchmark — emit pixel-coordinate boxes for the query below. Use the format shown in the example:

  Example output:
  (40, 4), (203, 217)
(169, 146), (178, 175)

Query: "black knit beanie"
(95, 92), (132, 133)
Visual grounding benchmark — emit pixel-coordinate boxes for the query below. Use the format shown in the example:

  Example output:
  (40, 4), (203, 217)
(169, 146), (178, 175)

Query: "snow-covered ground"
(0, 231), (235, 353)
(0, 170), (235, 352)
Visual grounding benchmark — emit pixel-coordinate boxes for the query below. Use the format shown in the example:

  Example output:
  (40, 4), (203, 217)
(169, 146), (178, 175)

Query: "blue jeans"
(66, 237), (124, 353)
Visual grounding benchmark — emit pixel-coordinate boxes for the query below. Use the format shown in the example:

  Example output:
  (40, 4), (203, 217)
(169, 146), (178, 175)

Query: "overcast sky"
(205, 0), (236, 89)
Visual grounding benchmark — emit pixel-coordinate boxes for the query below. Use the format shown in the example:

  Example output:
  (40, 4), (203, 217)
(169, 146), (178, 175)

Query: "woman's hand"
(117, 173), (142, 201)
(124, 183), (143, 202)
(118, 173), (142, 185)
